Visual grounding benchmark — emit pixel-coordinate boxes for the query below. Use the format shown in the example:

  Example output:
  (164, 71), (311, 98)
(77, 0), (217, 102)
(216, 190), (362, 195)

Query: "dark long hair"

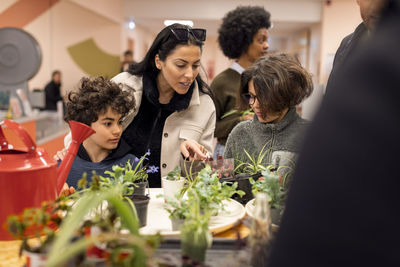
(128, 23), (212, 98)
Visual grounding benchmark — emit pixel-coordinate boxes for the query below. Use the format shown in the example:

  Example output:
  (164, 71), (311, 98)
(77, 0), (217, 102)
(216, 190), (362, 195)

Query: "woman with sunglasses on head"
(111, 23), (215, 187)
(224, 53), (313, 185)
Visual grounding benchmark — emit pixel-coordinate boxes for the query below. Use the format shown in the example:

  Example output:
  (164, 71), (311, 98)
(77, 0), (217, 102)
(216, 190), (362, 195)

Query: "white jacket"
(111, 72), (216, 178)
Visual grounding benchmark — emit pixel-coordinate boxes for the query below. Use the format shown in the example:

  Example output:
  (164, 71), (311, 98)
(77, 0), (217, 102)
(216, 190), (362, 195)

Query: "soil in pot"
(127, 195), (150, 227)
(132, 181), (147, 196)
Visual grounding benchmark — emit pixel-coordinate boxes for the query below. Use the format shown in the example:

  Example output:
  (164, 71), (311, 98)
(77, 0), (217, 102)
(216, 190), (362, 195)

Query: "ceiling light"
(128, 20), (136, 30)
(164, 20), (194, 27)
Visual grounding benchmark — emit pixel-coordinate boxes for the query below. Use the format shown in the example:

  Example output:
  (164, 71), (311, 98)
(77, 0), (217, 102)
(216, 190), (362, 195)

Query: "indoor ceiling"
(124, 0), (325, 38)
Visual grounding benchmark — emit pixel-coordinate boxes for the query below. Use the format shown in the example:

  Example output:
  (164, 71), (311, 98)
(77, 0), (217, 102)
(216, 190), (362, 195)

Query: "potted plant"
(102, 151), (152, 196)
(180, 192), (212, 266)
(45, 184), (160, 267)
(250, 168), (287, 225)
(97, 151), (157, 227)
(6, 197), (75, 266)
(193, 165), (244, 216)
(162, 165), (185, 201)
(162, 165), (244, 231)
(228, 142), (272, 204)
(163, 194), (192, 231)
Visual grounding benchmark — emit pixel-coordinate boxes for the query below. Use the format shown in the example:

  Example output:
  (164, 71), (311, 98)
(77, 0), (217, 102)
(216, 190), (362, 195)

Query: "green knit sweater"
(224, 108), (309, 179)
(210, 68), (242, 145)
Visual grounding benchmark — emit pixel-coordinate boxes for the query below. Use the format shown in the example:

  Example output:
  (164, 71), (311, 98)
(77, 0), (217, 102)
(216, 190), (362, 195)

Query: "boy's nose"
(113, 125), (122, 135)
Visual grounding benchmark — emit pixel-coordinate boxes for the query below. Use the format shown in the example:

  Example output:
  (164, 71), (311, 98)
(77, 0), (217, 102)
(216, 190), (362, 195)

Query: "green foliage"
(163, 194), (193, 220)
(46, 185), (159, 267)
(166, 166), (182, 181)
(221, 108), (254, 119)
(6, 197), (72, 253)
(250, 169), (286, 210)
(193, 165), (244, 213)
(180, 192), (212, 264)
(164, 165), (245, 222)
(234, 141), (272, 175)
(79, 157), (148, 196)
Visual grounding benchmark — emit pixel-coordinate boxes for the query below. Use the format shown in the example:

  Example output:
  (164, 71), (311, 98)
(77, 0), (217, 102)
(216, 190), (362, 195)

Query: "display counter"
(0, 111), (68, 157)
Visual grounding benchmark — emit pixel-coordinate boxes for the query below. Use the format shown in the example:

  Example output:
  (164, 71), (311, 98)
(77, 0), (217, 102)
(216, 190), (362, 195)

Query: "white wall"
(319, 0), (362, 84)
(25, 0), (123, 95)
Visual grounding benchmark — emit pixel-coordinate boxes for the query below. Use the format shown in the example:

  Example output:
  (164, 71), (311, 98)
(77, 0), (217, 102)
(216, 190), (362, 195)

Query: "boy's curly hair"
(64, 76), (135, 126)
(218, 6), (271, 59)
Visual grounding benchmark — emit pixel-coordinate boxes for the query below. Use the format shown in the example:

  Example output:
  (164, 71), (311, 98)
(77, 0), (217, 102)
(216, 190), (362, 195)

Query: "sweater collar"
(253, 107), (299, 131)
(142, 73), (194, 111)
(78, 138), (132, 162)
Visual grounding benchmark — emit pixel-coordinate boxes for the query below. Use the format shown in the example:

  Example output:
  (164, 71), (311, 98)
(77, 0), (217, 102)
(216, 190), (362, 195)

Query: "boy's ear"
(155, 54), (162, 70)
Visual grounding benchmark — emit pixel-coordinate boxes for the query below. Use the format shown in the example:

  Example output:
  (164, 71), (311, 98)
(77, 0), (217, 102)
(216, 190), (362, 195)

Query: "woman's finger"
(180, 142), (190, 158)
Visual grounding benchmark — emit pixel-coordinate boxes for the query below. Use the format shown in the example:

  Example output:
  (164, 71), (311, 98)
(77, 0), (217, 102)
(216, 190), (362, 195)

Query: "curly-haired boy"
(64, 76), (136, 189)
(211, 6), (271, 157)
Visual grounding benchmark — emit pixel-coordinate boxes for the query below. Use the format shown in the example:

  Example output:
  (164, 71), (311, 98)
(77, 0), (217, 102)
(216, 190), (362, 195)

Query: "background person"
(224, 53), (313, 182)
(268, 0), (398, 266)
(112, 23), (216, 188)
(44, 70), (64, 111)
(211, 6), (271, 158)
(326, 0), (383, 94)
(120, 50), (135, 72)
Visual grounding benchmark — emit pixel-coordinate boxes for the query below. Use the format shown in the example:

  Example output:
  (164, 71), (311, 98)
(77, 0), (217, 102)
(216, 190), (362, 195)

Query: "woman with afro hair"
(211, 6), (271, 158)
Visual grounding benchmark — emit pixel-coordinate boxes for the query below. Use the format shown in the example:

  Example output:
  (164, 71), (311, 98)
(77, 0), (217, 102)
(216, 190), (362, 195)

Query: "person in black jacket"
(268, 0), (400, 266)
(325, 0), (383, 94)
(44, 70), (64, 110)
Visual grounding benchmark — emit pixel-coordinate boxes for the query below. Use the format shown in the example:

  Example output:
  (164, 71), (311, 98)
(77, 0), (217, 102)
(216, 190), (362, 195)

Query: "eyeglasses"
(241, 93), (258, 105)
(170, 28), (207, 42)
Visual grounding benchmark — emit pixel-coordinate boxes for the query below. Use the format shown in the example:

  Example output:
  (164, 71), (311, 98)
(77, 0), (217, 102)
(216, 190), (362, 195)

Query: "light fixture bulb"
(164, 20), (194, 27)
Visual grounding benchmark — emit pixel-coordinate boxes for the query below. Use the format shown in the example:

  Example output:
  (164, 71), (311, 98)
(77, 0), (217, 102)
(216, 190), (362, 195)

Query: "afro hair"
(218, 6), (271, 59)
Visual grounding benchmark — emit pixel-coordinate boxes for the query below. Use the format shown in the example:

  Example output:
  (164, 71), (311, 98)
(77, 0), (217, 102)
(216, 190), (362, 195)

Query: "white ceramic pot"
(161, 176), (185, 200)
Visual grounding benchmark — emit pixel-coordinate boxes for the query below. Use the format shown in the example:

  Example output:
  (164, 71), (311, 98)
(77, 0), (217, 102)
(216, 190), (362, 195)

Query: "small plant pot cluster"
(161, 165), (245, 264)
(6, 151), (161, 267)
(97, 152), (155, 228)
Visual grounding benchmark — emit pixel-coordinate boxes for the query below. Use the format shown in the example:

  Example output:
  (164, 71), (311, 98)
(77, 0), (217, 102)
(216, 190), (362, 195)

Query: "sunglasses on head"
(170, 28), (207, 42)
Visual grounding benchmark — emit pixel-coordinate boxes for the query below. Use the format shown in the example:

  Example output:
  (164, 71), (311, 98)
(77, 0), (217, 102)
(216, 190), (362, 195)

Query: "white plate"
(139, 188), (245, 236)
(245, 198), (256, 218)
